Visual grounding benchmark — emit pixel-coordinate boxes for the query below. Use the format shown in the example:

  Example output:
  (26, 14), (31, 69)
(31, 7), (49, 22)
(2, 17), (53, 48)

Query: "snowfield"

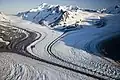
(0, 3), (120, 80)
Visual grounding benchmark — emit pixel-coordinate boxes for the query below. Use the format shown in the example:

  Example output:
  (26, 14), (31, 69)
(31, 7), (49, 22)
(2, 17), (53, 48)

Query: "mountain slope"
(17, 3), (104, 29)
(101, 5), (120, 14)
(17, 3), (79, 27)
(0, 12), (9, 21)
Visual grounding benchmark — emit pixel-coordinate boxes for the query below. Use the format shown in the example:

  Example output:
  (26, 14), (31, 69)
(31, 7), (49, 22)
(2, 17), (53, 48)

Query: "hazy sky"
(0, 0), (120, 14)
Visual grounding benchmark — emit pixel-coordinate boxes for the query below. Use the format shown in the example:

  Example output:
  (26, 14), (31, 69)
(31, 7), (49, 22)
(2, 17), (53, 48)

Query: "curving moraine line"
(46, 30), (120, 79)
(0, 24), (119, 80)
(19, 29), (106, 80)
(0, 24), (103, 79)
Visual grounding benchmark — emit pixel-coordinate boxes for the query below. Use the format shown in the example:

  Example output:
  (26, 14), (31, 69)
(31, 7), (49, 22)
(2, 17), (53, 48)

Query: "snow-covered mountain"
(0, 12), (8, 21)
(17, 3), (120, 29)
(101, 5), (120, 14)
(17, 3), (103, 28)
(17, 3), (80, 27)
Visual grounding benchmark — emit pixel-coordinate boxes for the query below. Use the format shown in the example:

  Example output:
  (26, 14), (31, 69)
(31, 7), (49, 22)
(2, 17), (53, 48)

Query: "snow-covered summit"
(28, 3), (79, 12)
(17, 3), (104, 28)
(101, 5), (120, 14)
(17, 3), (84, 27)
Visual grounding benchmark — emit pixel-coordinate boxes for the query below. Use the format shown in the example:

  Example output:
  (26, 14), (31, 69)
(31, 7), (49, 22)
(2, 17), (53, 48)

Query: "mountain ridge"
(17, 3), (120, 29)
(17, 3), (82, 28)
(0, 12), (9, 21)
(101, 5), (120, 14)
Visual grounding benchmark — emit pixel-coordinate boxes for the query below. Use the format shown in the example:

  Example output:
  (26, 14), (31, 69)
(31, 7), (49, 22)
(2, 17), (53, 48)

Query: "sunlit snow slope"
(17, 3), (105, 29)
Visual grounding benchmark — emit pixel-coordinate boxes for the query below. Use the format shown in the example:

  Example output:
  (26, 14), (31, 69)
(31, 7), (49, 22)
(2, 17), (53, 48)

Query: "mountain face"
(17, 3), (119, 28)
(17, 3), (87, 28)
(0, 12), (8, 21)
(101, 5), (120, 14)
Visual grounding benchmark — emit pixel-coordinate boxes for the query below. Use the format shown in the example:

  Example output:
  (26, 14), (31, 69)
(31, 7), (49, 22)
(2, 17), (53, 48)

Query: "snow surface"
(0, 15), (96, 80)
